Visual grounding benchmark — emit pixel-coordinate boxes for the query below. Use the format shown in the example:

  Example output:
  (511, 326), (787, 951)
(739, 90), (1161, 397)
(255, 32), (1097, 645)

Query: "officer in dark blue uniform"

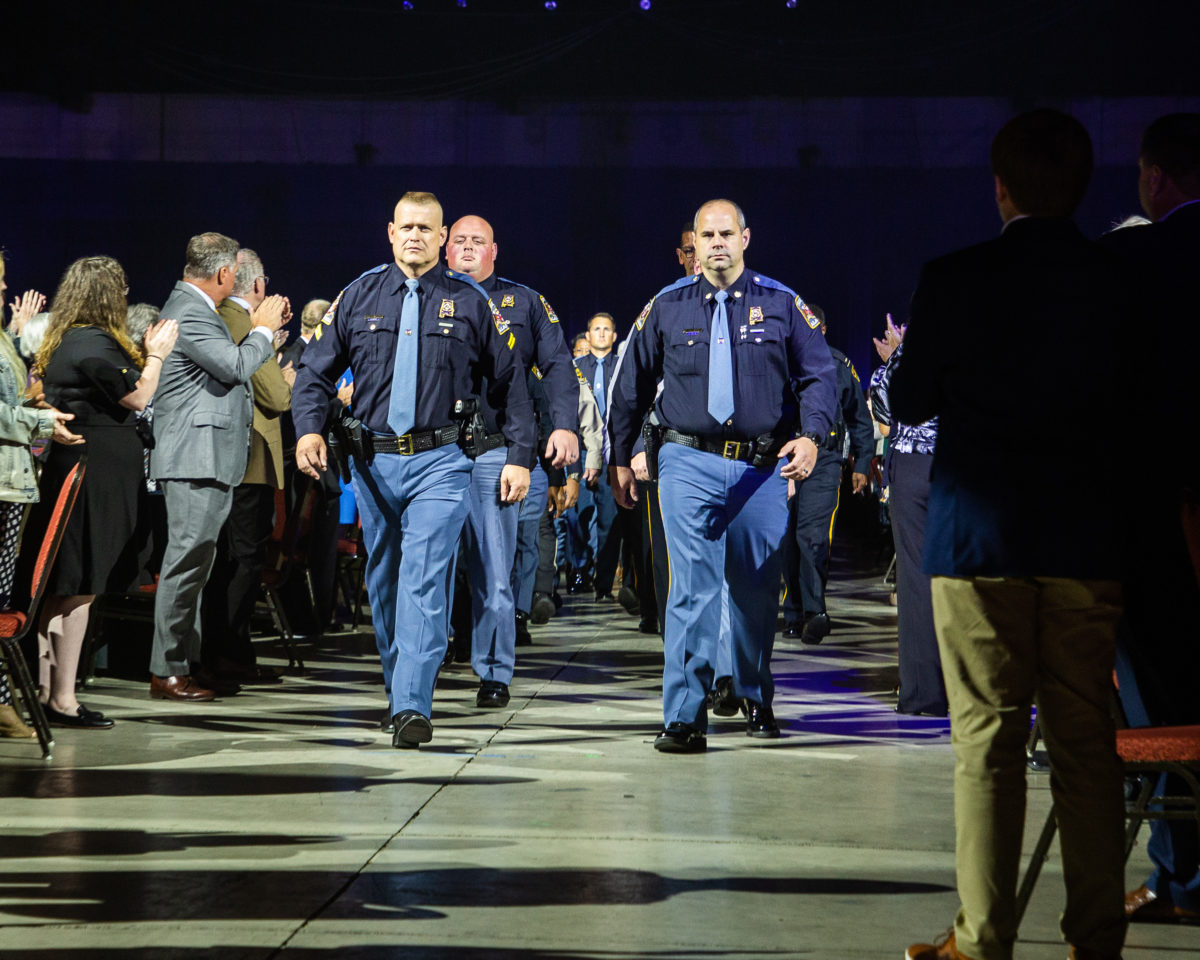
(781, 304), (874, 644)
(444, 215), (579, 709)
(293, 192), (534, 749)
(610, 198), (837, 753)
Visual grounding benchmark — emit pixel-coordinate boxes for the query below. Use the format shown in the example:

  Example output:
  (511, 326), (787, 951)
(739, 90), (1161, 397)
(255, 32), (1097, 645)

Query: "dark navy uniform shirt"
(292, 261), (535, 467)
(608, 269), (837, 466)
(474, 273), (578, 465)
(827, 345), (875, 467)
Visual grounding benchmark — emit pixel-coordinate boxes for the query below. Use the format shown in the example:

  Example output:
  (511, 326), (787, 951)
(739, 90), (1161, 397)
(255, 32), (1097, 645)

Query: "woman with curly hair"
(31, 256), (178, 729)
(0, 252), (80, 739)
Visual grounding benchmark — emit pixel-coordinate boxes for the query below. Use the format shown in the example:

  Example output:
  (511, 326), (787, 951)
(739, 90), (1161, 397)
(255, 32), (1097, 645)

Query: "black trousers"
(201, 482), (276, 668)
(638, 481), (669, 630)
(535, 507), (557, 597)
(782, 453), (842, 623)
(888, 451), (947, 716)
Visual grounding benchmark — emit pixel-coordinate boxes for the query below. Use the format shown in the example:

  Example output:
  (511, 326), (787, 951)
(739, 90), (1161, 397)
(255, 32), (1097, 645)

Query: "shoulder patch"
(538, 294), (560, 324)
(488, 298), (510, 336)
(321, 290), (343, 327)
(795, 295), (821, 330)
(634, 296), (655, 331)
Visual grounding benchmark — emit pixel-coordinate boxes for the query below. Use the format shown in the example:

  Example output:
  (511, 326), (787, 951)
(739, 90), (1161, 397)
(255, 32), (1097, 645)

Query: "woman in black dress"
(33, 256), (178, 729)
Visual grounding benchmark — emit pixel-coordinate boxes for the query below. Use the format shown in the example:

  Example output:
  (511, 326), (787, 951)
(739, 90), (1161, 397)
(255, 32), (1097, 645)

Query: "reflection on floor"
(0, 556), (1194, 959)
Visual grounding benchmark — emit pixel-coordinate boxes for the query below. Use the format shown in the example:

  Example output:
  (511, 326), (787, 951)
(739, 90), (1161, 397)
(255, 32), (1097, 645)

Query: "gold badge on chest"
(439, 299), (455, 318)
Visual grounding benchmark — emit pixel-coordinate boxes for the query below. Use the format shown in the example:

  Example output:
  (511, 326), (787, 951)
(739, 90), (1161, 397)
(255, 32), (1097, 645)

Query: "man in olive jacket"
(201, 248), (295, 683)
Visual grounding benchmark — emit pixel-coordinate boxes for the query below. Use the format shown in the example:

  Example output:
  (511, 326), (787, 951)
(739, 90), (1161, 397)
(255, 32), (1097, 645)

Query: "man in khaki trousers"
(891, 109), (1146, 960)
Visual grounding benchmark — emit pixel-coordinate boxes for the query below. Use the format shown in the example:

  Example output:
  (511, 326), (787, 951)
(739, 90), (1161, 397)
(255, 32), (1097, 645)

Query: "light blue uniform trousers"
(352, 444), (472, 717)
(657, 442), (789, 730)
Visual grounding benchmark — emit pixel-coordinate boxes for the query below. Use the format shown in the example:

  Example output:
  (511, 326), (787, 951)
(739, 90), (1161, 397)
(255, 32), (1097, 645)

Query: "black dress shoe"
(515, 611), (532, 646)
(637, 617), (660, 634)
(744, 700), (780, 738)
(45, 703), (114, 730)
(594, 591), (614, 602)
(654, 722), (707, 754)
(782, 621), (802, 639)
(476, 680), (510, 709)
(801, 613), (831, 645)
(442, 644), (456, 668)
(529, 592), (556, 624)
(709, 676), (741, 717)
(380, 709), (395, 734)
(551, 591), (563, 611)
(392, 710), (433, 749)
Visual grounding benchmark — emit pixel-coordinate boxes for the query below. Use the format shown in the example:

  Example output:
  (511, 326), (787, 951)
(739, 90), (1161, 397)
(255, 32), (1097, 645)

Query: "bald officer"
(444, 214), (579, 709)
(292, 191), (534, 749)
(609, 198), (837, 753)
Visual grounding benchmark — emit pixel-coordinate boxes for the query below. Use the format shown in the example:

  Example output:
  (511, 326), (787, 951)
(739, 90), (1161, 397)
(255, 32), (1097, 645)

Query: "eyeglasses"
(257, 275), (270, 288)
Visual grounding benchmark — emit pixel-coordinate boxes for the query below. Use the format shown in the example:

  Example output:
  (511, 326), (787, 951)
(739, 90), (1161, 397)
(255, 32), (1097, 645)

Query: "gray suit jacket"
(151, 281), (273, 486)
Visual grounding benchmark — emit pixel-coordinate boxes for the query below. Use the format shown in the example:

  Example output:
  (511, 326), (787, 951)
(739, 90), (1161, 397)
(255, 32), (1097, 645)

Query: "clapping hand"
(251, 295), (289, 333)
(143, 318), (179, 360)
(872, 312), (907, 363)
(9, 290), (45, 335)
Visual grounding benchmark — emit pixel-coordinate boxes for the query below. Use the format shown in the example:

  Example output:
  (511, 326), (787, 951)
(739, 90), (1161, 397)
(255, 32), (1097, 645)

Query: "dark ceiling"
(8, 0), (1199, 106)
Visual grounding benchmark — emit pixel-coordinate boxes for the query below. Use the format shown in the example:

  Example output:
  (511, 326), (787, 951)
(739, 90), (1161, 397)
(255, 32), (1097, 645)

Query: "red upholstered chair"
(1015, 721), (1200, 922)
(0, 457), (87, 759)
(336, 519), (367, 630)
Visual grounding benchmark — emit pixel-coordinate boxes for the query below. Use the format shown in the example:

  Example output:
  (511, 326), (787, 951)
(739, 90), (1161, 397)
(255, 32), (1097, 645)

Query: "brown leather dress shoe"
(1125, 883), (1200, 923)
(906, 928), (975, 960)
(149, 674), (216, 702)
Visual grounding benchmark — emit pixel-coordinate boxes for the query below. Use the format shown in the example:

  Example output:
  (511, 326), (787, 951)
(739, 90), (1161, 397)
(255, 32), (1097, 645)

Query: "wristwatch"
(799, 431), (823, 448)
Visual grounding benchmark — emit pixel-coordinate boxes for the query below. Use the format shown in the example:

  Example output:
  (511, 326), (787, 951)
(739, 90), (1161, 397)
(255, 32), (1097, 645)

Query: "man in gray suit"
(149, 232), (288, 701)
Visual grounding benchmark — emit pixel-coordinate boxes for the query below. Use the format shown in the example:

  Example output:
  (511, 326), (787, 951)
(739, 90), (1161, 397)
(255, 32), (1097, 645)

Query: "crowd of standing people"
(0, 108), (1197, 960)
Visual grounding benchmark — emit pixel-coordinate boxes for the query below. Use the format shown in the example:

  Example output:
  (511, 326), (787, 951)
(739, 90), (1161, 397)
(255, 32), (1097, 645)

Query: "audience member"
(201, 248), (294, 686)
(869, 313), (947, 717)
(148, 233), (287, 702)
(1101, 111), (1200, 925)
(33, 256), (178, 729)
(0, 253), (78, 739)
(895, 108), (1142, 960)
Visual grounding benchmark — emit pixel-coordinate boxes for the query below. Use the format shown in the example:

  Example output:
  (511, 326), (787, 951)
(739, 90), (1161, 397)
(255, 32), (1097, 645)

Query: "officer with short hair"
(292, 191), (534, 749)
(781, 303), (873, 644)
(444, 214), (579, 709)
(609, 198), (837, 753)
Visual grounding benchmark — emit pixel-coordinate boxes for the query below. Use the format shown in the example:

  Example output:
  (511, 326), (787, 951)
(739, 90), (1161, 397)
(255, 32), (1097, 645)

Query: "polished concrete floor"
(0, 552), (1196, 959)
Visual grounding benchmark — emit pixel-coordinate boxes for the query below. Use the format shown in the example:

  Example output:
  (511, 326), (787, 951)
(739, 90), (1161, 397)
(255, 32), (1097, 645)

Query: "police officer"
(292, 192), (534, 749)
(610, 198), (837, 753)
(444, 214), (579, 709)
(781, 304), (874, 644)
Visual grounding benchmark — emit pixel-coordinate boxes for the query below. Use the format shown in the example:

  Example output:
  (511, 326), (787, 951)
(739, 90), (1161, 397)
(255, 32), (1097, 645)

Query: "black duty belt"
(663, 429), (760, 463)
(365, 425), (460, 456)
(482, 433), (507, 453)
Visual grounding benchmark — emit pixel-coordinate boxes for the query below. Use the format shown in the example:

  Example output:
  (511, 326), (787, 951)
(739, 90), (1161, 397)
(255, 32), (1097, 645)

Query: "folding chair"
(260, 478), (320, 671)
(0, 457), (87, 759)
(1015, 722), (1200, 923)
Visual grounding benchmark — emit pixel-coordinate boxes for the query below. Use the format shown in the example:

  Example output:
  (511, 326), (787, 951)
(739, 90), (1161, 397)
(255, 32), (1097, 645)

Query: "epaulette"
(746, 272), (799, 299)
(494, 275), (535, 294)
(654, 274), (700, 299)
(347, 263), (389, 287)
(445, 267), (513, 343)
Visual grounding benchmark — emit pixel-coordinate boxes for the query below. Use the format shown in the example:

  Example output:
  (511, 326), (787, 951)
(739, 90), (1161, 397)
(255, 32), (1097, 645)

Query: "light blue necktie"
(593, 356), (606, 419)
(387, 277), (421, 436)
(707, 289), (734, 424)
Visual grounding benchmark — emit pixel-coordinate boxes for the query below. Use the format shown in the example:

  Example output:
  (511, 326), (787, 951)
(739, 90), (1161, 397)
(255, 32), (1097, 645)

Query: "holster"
(327, 404), (364, 483)
(641, 420), (662, 482)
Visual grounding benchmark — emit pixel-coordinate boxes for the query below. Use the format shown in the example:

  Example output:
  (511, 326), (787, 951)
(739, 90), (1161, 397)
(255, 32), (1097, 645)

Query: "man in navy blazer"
(1102, 113), (1200, 925)
(894, 111), (1144, 960)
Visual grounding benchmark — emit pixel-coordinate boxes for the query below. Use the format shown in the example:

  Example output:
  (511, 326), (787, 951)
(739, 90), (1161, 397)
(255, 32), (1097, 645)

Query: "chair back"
(28, 457), (87, 618)
(264, 478), (319, 580)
